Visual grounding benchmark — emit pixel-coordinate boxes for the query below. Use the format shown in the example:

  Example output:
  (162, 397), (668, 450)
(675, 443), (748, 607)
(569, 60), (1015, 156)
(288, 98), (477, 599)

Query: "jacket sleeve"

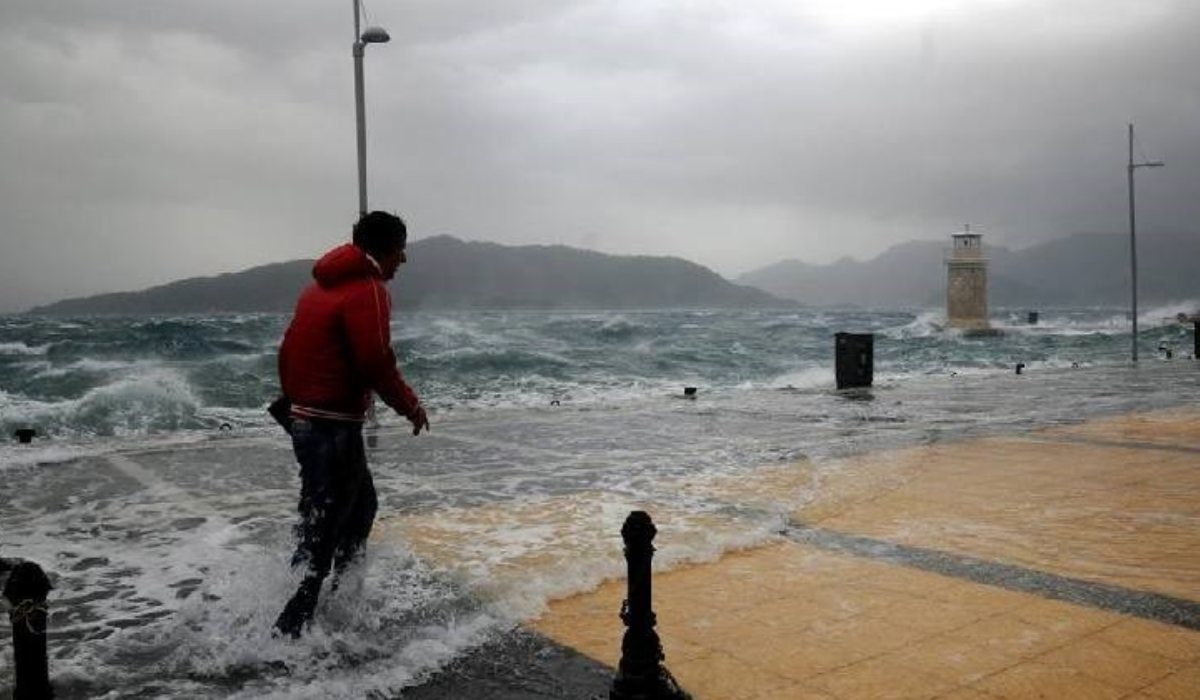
(342, 279), (421, 418)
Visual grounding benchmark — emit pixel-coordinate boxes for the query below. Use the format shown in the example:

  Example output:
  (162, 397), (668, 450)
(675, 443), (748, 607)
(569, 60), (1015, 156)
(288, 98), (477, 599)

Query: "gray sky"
(1, 0), (1198, 311)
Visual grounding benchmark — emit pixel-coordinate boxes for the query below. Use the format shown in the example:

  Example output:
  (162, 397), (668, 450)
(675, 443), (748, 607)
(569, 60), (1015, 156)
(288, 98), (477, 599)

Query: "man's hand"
(408, 404), (430, 436)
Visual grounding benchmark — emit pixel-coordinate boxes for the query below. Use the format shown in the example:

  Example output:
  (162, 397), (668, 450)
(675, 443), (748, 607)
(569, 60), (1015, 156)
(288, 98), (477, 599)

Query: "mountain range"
(738, 232), (1200, 307)
(27, 231), (1198, 315)
(28, 235), (785, 314)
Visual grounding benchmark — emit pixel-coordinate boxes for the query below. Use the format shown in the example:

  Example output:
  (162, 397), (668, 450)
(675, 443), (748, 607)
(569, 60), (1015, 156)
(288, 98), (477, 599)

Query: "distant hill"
(28, 236), (788, 314)
(738, 232), (1200, 307)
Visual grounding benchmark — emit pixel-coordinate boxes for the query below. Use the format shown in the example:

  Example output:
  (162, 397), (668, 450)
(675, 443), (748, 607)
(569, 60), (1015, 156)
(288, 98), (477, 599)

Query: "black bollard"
(3, 559), (53, 699)
(1027, 311), (1039, 325)
(610, 511), (691, 700)
(1015, 362), (1026, 375)
(13, 429), (36, 444)
(834, 333), (873, 389)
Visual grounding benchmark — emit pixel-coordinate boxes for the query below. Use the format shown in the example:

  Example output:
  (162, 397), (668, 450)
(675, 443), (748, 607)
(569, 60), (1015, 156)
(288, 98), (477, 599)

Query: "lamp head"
(361, 26), (390, 43)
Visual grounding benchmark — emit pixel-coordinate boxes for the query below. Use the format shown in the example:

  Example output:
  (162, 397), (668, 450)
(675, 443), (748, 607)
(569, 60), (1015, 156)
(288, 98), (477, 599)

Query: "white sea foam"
(996, 301), (1199, 336)
(379, 490), (784, 625)
(597, 315), (645, 336)
(9, 491), (507, 699)
(31, 359), (151, 378)
(883, 310), (944, 339)
(0, 442), (99, 470)
(0, 388), (65, 429)
(0, 367), (207, 440)
(0, 431), (216, 472)
(766, 366), (834, 390)
(0, 341), (48, 355)
(70, 368), (200, 433)
(1140, 299), (1200, 326)
(406, 316), (514, 350)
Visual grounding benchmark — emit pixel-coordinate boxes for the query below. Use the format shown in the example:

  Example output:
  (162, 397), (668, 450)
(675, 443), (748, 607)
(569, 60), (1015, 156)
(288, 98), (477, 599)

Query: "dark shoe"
(273, 578), (321, 639)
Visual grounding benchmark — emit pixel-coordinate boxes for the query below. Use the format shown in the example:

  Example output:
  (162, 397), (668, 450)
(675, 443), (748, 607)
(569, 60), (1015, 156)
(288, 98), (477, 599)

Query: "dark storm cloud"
(1, 0), (1197, 311)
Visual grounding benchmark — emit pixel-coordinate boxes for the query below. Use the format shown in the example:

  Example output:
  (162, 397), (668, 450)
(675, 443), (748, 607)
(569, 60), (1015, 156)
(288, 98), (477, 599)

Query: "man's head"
(352, 211), (407, 280)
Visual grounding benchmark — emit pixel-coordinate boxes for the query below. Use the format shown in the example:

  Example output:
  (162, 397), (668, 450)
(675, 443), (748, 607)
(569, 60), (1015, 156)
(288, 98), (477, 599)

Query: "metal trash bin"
(835, 332), (874, 389)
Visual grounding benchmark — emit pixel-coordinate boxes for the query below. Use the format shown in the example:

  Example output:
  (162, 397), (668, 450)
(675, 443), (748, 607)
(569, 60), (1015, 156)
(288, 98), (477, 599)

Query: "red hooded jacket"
(279, 243), (420, 422)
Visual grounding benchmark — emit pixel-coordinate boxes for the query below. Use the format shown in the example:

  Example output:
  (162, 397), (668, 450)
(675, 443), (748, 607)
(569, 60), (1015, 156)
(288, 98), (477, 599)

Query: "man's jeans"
(275, 417), (377, 636)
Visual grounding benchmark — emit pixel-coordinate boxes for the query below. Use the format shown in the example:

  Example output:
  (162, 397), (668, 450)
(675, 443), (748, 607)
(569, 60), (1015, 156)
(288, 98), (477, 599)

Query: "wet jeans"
(275, 417), (377, 636)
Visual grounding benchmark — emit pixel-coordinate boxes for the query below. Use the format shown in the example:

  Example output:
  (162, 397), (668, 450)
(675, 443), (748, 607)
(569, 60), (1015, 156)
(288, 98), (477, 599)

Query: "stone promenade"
(529, 410), (1200, 699)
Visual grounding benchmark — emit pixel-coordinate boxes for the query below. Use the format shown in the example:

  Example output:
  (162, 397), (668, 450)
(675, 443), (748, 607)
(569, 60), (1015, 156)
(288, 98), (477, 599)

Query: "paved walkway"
(529, 409), (1200, 699)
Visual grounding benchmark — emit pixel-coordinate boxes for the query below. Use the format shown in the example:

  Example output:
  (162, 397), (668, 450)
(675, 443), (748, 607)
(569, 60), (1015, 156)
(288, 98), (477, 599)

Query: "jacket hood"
(312, 244), (380, 288)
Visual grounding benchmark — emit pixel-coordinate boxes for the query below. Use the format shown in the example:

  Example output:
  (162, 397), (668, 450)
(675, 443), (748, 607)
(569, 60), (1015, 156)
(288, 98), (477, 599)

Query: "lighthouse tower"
(945, 226), (990, 331)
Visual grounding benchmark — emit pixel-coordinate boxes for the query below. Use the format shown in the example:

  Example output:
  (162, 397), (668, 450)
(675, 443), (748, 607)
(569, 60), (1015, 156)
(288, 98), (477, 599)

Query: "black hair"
(352, 211), (407, 258)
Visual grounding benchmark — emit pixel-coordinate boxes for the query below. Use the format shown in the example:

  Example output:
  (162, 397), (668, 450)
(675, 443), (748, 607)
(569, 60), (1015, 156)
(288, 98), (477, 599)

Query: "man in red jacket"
(273, 210), (429, 638)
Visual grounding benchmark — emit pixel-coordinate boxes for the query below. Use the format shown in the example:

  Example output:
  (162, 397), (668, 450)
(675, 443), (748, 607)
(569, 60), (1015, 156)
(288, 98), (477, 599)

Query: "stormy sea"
(2, 305), (1198, 697)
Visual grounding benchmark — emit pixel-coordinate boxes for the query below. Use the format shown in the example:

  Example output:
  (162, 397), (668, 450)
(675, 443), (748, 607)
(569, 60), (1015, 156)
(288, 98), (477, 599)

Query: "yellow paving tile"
(1094, 619), (1200, 662)
(935, 688), (1002, 700)
(767, 641), (864, 682)
(656, 634), (709, 663)
(971, 661), (1127, 699)
(740, 593), (859, 631)
(675, 614), (799, 660)
(940, 613), (1078, 659)
(1033, 636), (1182, 690)
(1008, 598), (1121, 639)
(1140, 663), (1200, 700)
(809, 653), (958, 699)
(746, 683), (838, 699)
(922, 581), (1032, 615)
(1038, 409), (1200, 449)
(864, 565), (964, 598)
(882, 633), (1024, 686)
(668, 651), (797, 700)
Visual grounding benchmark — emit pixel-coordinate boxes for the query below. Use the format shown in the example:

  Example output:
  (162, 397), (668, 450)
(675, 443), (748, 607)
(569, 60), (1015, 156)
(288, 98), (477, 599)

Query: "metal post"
(1128, 123), (1138, 363)
(351, 0), (390, 216)
(611, 511), (691, 700)
(353, 35), (368, 216)
(1127, 123), (1166, 364)
(3, 559), (53, 699)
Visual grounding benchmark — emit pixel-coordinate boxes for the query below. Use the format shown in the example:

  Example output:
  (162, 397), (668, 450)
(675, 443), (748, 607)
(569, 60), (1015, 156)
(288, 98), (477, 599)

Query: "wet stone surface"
(401, 628), (612, 700)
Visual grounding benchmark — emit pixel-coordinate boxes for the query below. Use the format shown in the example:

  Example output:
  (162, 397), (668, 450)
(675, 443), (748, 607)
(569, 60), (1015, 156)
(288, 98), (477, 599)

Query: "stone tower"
(945, 226), (990, 331)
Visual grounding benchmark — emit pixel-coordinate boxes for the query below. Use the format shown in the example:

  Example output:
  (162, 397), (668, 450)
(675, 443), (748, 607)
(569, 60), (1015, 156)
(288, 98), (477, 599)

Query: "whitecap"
(0, 341), (48, 355)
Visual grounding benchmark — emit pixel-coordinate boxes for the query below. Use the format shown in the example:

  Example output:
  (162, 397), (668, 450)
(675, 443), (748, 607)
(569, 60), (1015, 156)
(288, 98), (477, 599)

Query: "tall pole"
(1127, 123), (1166, 364)
(1128, 123), (1138, 363)
(353, 0), (368, 216)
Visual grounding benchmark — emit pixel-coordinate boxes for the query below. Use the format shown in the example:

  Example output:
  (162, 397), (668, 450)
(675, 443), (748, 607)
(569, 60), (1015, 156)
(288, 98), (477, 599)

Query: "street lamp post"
(353, 0), (390, 216)
(1127, 123), (1164, 363)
